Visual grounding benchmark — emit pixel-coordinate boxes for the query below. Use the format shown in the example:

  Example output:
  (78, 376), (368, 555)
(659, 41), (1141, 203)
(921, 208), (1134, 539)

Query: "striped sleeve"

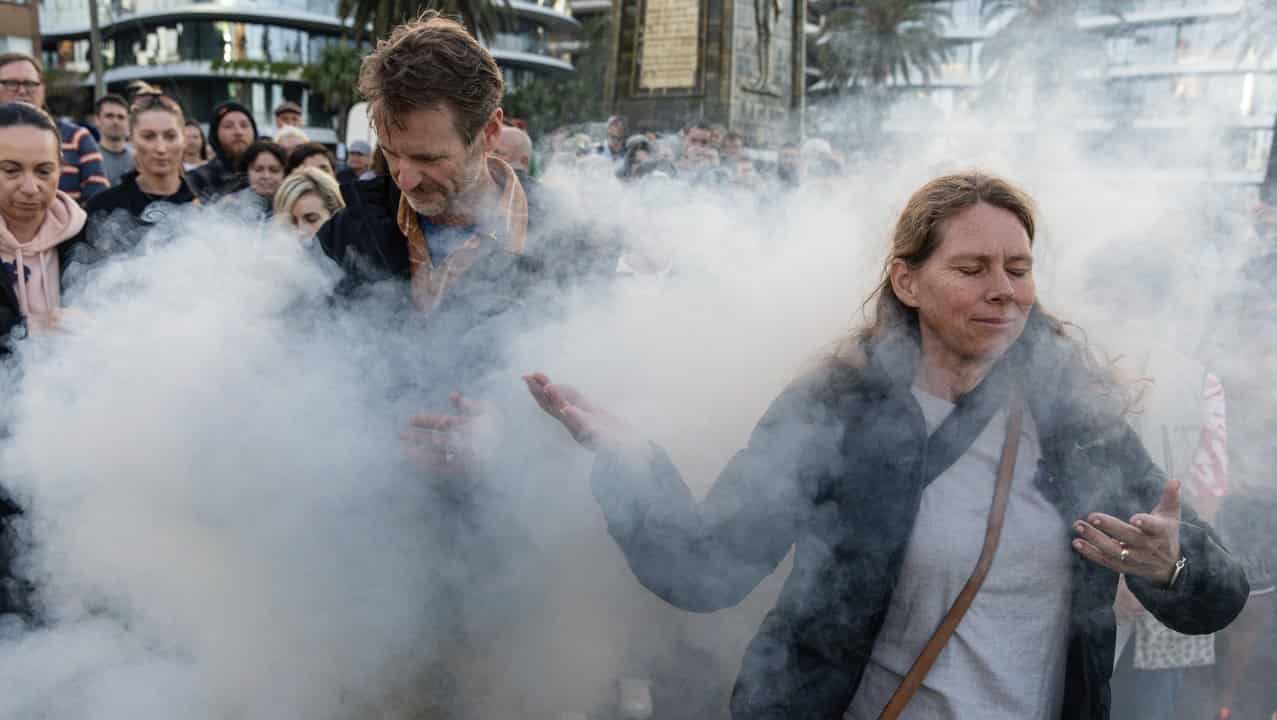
(1188, 372), (1228, 498)
(72, 127), (109, 201)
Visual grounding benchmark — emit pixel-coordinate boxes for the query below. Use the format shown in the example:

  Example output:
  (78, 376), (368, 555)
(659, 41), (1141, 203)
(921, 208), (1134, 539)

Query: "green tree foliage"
(337, 0), (513, 43)
(502, 16), (610, 137)
(301, 44), (365, 142)
(814, 0), (952, 93)
(211, 58), (304, 78)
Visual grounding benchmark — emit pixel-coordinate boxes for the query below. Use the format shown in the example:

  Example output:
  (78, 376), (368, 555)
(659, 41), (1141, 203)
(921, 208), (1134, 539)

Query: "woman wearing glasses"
(81, 92), (197, 258)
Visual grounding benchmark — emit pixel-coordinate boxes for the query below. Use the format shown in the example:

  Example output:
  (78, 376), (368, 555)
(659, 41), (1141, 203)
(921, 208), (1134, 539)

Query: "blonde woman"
(273, 167), (344, 242)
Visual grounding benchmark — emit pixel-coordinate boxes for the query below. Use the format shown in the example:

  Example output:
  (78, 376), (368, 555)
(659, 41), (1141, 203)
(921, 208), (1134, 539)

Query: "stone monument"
(602, 0), (805, 145)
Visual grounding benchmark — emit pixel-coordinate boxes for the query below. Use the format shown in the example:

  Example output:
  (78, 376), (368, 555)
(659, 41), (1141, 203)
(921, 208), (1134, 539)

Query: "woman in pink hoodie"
(0, 101), (86, 352)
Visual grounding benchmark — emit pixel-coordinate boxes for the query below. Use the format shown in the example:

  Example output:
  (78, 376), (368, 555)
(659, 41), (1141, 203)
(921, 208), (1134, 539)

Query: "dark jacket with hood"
(589, 309), (1249, 720)
(186, 101), (256, 203)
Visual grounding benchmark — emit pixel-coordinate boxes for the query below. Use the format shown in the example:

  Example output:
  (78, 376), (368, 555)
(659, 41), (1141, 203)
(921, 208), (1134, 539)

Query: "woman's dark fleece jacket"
(589, 309), (1249, 720)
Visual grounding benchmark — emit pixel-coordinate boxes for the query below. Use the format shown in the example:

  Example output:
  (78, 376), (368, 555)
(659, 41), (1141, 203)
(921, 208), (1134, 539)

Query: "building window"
(937, 41), (981, 83)
(1242, 73), (1277, 117)
(53, 21), (347, 71)
(942, 0), (981, 34)
(1246, 129), (1274, 173)
(1174, 20), (1235, 65)
(0, 36), (34, 55)
(1110, 20), (1242, 68)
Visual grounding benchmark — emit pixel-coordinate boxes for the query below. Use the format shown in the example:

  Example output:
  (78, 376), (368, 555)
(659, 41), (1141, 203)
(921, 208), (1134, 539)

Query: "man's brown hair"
(359, 12), (503, 146)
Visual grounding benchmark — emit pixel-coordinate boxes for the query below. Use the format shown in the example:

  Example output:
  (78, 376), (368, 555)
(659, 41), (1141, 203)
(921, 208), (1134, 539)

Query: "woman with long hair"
(81, 92), (197, 260)
(523, 170), (1249, 720)
(87, 94), (195, 220)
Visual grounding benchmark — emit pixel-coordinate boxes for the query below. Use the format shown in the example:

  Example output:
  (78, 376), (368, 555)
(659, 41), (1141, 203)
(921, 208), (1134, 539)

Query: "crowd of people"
(1, 13), (1276, 720)
(533, 114), (834, 193)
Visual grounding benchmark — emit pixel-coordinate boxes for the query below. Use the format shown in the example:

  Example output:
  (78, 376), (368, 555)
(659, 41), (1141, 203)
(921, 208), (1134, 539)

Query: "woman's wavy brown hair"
(832, 170), (1137, 416)
(876, 172), (1035, 335)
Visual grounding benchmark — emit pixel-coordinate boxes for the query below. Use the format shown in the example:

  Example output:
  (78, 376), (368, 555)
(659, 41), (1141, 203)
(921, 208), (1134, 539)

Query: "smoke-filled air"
(1, 4), (1276, 720)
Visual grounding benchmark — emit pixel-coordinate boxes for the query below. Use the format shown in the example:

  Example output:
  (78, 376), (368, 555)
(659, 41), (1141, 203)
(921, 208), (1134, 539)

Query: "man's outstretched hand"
(523, 372), (636, 452)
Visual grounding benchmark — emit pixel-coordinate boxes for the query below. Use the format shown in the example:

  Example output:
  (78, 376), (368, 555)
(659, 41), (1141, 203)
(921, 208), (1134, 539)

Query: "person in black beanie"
(186, 100), (258, 203)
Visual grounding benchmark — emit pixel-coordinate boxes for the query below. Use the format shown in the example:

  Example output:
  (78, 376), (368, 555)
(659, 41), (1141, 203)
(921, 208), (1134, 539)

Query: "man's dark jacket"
(317, 175), (541, 324)
(590, 309), (1249, 720)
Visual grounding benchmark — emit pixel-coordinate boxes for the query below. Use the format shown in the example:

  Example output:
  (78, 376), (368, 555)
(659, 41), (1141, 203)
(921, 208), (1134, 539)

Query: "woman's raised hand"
(1073, 478), (1184, 587)
(522, 372), (636, 451)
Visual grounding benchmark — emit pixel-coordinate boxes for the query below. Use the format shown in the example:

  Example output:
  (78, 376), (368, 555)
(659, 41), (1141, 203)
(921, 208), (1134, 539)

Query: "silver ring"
(1119, 548), (1130, 563)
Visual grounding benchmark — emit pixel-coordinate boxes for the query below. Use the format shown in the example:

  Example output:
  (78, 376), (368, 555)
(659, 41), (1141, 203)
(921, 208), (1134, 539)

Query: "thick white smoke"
(0, 110), (1262, 719)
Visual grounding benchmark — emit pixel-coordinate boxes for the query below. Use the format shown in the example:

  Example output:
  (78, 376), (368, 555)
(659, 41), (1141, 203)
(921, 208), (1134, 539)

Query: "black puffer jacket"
(590, 309), (1249, 720)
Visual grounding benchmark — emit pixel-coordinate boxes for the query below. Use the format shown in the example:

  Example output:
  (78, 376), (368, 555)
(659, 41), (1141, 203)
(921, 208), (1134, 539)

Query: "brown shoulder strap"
(877, 391), (1026, 720)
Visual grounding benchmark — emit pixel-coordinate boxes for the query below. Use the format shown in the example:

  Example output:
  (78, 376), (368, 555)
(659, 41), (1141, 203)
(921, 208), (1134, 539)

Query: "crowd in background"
(539, 114), (836, 192)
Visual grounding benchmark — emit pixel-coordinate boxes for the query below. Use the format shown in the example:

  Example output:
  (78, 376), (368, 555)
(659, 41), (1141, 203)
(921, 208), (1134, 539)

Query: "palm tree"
(979, 0), (1122, 101)
(814, 0), (952, 94)
(337, 0), (512, 43)
(302, 44), (365, 144)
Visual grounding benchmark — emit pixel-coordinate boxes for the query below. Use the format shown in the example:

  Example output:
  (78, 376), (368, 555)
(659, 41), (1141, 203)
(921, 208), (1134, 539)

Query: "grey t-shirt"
(100, 144), (135, 186)
(846, 387), (1073, 720)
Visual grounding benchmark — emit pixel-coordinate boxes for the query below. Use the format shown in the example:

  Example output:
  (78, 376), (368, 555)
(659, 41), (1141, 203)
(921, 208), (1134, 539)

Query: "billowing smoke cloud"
(0, 100), (1266, 720)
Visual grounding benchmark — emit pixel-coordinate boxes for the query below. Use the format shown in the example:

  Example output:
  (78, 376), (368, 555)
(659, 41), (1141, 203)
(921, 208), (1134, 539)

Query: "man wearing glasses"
(0, 53), (109, 204)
